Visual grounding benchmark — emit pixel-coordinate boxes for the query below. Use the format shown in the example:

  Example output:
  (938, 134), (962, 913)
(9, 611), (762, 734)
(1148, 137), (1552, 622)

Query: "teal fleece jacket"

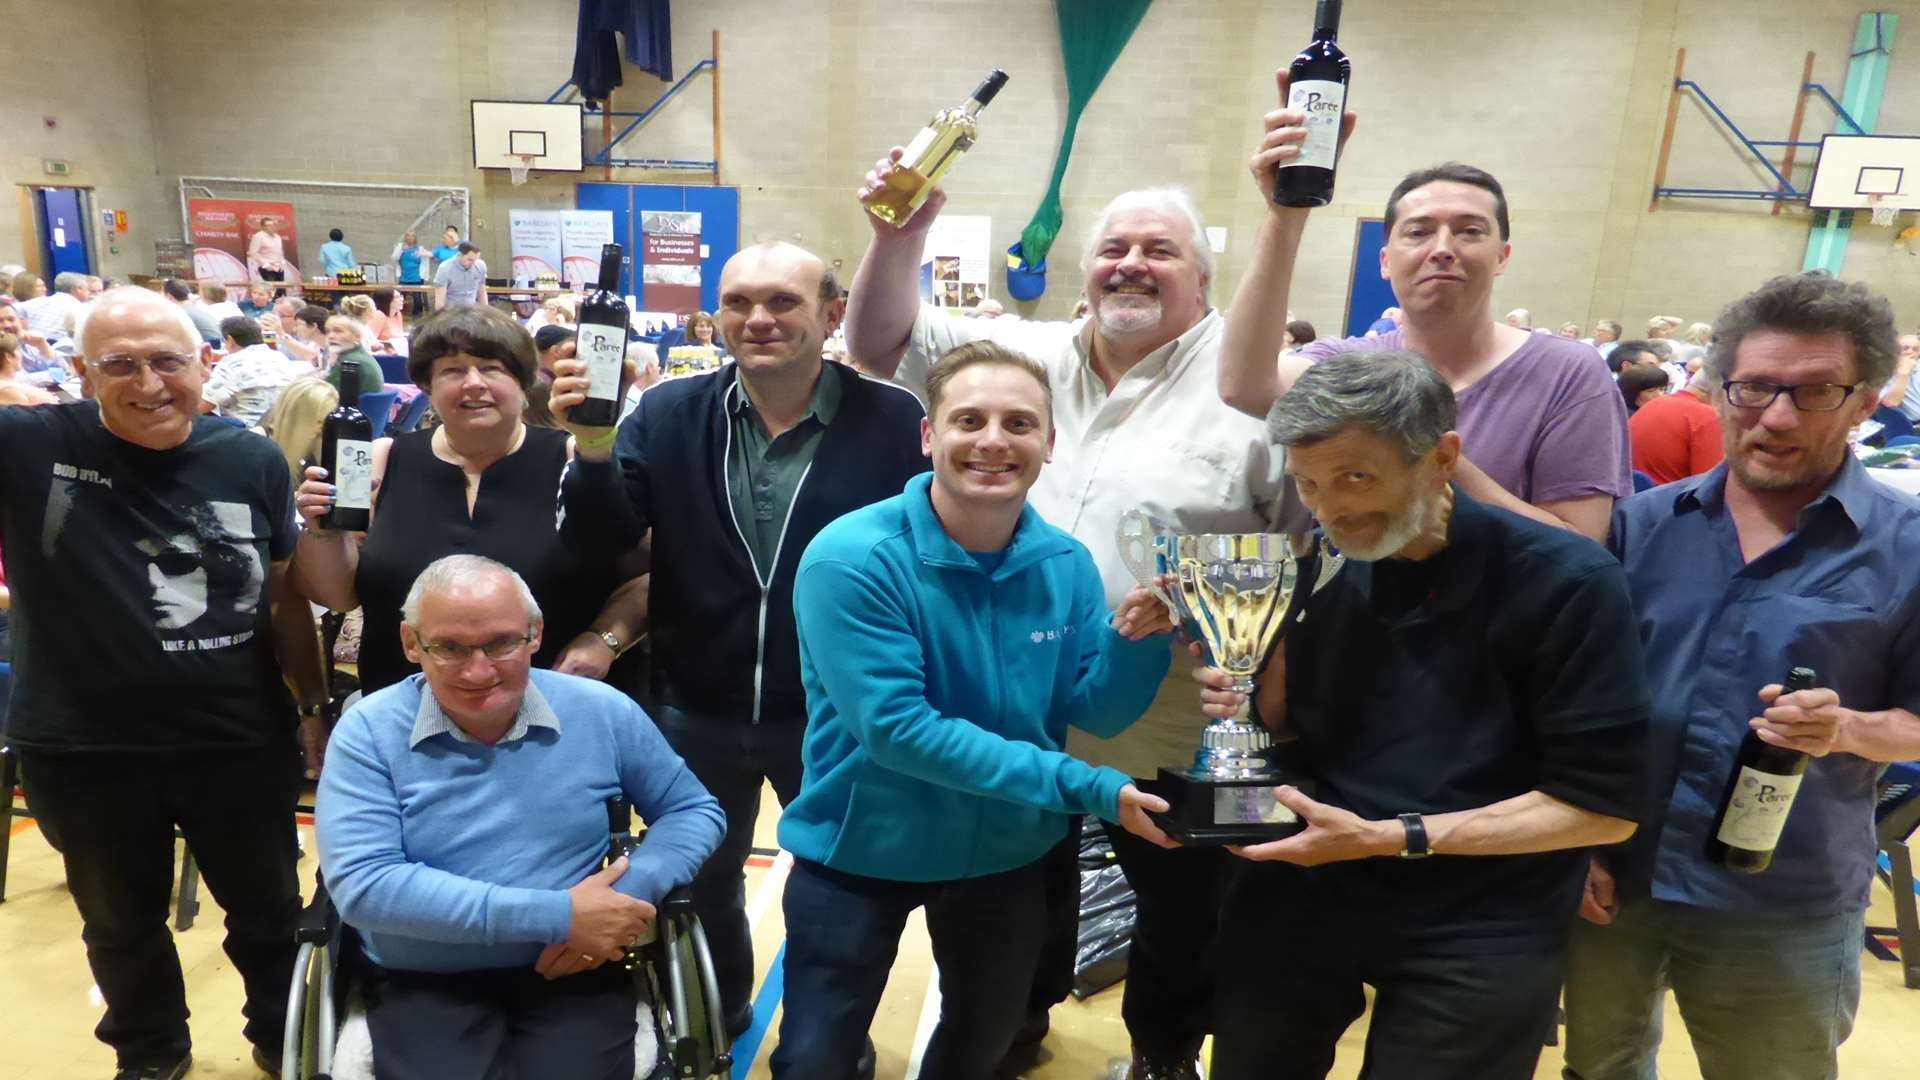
(778, 473), (1172, 882)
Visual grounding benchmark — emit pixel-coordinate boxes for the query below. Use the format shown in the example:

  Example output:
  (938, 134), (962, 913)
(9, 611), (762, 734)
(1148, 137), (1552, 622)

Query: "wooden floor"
(2, 789), (1916, 1079)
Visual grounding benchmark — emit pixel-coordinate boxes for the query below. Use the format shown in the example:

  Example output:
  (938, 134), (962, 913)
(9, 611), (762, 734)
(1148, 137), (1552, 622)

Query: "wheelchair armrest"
(297, 877), (337, 945)
(660, 884), (696, 917)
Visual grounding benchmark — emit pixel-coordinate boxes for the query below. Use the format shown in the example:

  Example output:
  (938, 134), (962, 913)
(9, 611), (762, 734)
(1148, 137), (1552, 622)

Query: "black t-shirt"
(1273, 490), (1652, 950)
(0, 402), (298, 753)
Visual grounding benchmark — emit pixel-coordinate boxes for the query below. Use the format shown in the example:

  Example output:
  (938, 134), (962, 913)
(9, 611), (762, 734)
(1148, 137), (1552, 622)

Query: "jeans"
(772, 857), (1049, 1080)
(17, 745), (301, 1069)
(649, 705), (804, 1035)
(1562, 895), (1863, 1080)
(362, 962), (636, 1080)
(1211, 863), (1565, 1080)
(1102, 816), (1233, 1061)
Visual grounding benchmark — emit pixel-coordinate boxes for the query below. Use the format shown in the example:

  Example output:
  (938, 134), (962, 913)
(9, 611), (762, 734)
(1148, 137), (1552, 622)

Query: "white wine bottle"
(863, 69), (1010, 226)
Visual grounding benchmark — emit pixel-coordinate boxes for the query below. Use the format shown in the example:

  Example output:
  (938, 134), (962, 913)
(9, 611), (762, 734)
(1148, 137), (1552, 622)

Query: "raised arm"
(845, 147), (948, 379)
(1220, 70), (1358, 418)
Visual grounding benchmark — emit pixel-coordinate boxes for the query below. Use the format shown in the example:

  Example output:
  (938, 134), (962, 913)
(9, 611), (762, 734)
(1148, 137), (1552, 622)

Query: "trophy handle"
(1116, 508), (1178, 611)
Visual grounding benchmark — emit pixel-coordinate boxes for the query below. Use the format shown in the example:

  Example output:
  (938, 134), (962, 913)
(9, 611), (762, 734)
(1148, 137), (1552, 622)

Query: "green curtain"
(1018, 0), (1155, 267)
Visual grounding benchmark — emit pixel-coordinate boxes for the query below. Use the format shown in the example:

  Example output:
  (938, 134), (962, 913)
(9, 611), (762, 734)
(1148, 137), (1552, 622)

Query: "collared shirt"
(204, 345), (313, 427)
(19, 292), (82, 338)
(1609, 458), (1920, 915)
(899, 306), (1298, 777)
(436, 257), (488, 304)
(320, 241), (357, 274)
(408, 675), (563, 748)
(249, 230), (285, 272)
(726, 363), (842, 577)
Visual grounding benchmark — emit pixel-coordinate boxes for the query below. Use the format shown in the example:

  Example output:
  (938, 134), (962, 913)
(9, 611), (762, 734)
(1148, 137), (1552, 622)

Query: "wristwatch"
(1397, 813), (1431, 859)
(597, 630), (623, 655)
(297, 701), (330, 720)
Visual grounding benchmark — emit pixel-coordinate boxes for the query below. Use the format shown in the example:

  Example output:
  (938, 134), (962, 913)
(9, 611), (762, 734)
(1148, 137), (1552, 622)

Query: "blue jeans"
(771, 857), (1048, 1079)
(1562, 895), (1863, 1080)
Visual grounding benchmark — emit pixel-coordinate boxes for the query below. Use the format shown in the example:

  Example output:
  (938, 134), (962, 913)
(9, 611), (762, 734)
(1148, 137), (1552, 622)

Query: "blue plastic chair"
(1869, 406), (1916, 446)
(1631, 469), (1655, 493)
(1886, 435), (1920, 448)
(358, 390), (399, 439)
(391, 392), (431, 433)
(373, 353), (409, 384)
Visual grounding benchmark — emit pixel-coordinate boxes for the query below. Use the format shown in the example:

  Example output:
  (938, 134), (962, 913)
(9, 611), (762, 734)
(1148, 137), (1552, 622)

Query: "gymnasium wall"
(10, 0), (1920, 334)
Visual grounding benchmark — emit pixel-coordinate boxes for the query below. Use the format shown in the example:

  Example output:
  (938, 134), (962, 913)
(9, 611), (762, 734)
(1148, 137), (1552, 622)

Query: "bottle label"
(333, 438), (374, 510)
(1715, 767), (1804, 851)
(578, 323), (626, 403)
(900, 123), (940, 168)
(1283, 79), (1346, 171)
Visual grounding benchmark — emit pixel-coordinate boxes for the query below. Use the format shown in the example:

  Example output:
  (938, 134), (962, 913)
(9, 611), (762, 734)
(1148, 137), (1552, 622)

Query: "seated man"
(1200, 352), (1652, 1080)
(201, 316), (311, 427)
(771, 342), (1178, 1077)
(317, 554), (724, 1080)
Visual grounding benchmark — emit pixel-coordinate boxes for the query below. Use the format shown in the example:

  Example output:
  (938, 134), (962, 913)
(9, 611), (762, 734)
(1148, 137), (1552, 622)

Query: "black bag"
(1071, 817), (1136, 999)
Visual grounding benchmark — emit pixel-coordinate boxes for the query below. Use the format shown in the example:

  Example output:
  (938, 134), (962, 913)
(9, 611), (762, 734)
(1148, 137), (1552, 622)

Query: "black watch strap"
(1397, 813), (1431, 859)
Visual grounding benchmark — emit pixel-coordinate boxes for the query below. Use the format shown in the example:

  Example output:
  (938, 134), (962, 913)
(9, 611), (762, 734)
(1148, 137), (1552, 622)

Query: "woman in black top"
(292, 306), (646, 693)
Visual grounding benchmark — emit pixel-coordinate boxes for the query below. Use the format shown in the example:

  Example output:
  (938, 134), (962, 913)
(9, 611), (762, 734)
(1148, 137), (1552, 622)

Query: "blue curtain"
(573, 0), (673, 102)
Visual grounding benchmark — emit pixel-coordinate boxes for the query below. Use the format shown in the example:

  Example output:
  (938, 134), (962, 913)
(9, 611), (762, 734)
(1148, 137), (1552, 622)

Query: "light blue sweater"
(317, 670), (724, 972)
(778, 473), (1172, 882)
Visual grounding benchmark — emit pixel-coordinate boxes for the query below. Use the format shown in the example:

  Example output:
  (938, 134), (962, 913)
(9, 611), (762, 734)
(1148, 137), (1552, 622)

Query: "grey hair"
(400, 554), (543, 626)
(1266, 351), (1457, 460)
(74, 286), (202, 357)
(53, 271), (88, 295)
(1706, 271), (1898, 389)
(1080, 187), (1213, 299)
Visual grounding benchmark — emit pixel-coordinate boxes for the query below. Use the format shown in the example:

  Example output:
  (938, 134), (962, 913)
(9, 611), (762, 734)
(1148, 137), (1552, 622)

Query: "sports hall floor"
(2, 788), (1916, 1079)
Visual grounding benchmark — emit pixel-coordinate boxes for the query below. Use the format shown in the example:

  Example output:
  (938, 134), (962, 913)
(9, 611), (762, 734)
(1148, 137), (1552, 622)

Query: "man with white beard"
(1194, 351), (1653, 1080)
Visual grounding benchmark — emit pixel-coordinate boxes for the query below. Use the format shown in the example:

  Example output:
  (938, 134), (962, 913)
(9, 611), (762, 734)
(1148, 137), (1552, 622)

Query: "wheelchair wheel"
(645, 916), (726, 1078)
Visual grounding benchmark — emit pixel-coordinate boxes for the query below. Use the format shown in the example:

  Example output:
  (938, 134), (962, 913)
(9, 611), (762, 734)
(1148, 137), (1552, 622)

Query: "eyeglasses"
(90, 352), (196, 378)
(416, 633), (533, 665)
(1723, 380), (1861, 412)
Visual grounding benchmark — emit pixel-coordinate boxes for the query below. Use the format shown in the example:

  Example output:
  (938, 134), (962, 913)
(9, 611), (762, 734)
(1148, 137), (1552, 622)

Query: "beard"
(1325, 482), (1444, 562)
(1093, 294), (1163, 337)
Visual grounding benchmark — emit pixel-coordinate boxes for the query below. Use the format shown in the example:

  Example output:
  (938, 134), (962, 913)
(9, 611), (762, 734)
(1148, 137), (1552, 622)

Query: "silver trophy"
(1118, 509), (1343, 844)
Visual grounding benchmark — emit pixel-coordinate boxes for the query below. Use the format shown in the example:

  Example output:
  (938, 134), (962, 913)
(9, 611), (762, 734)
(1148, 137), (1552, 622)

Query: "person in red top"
(1629, 367), (1723, 484)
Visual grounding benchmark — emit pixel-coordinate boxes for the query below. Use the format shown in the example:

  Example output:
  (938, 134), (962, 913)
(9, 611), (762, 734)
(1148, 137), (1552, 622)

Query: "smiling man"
(1562, 273), (1920, 1080)
(772, 341), (1176, 1078)
(551, 240), (928, 1042)
(0, 286), (327, 1080)
(1195, 351), (1651, 1080)
(845, 147), (1299, 1078)
(1219, 80), (1629, 544)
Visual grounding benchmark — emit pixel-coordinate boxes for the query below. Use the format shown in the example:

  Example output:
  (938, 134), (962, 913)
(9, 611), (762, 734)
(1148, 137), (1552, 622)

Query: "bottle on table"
(862, 69), (1010, 226)
(319, 358), (374, 532)
(1275, 0), (1350, 208)
(572, 243), (632, 429)
(1706, 666), (1818, 874)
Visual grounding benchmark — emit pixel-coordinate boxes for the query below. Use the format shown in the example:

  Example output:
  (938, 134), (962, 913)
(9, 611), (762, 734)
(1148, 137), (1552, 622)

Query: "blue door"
(37, 188), (92, 280)
(1343, 218), (1395, 339)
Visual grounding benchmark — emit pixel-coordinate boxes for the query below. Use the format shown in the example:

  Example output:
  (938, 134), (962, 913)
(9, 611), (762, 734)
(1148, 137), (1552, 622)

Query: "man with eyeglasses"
(1562, 272), (1920, 1080)
(0, 286), (329, 1080)
(317, 554), (724, 1079)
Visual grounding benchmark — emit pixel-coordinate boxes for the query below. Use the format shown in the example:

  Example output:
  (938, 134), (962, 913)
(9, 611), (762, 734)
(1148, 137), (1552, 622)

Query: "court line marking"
(904, 964), (943, 1080)
(732, 942), (785, 1080)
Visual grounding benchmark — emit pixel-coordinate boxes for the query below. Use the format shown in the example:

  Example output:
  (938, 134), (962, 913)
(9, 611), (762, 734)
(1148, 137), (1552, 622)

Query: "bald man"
(0, 288), (327, 1079)
(551, 242), (930, 1038)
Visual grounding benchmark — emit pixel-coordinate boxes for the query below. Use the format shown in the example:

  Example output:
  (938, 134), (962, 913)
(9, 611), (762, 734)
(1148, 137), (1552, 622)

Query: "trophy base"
(1142, 767), (1316, 846)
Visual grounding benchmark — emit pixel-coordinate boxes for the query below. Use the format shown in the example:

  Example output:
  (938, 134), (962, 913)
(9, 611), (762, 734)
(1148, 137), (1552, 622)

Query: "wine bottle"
(863, 69), (1010, 226)
(1707, 666), (1817, 874)
(572, 243), (631, 429)
(1275, 0), (1350, 208)
(318, 359), (373, 532)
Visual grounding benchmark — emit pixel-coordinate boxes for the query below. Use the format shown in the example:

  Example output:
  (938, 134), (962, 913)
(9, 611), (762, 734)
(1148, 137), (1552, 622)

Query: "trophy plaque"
(1118, 510), (1343, 845)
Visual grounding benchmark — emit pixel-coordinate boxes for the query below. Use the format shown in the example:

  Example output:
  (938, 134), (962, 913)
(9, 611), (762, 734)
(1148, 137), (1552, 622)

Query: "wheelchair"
(283, 797), (732, 1079)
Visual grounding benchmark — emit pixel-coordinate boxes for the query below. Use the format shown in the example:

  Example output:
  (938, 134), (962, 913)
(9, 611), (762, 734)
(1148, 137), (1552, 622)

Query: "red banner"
(188, 199), (299, 284)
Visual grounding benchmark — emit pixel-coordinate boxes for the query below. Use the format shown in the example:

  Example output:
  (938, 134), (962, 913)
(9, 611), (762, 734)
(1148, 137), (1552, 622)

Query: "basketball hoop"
(1868, 193), (1899, 227)
(510, 155), (536, 186)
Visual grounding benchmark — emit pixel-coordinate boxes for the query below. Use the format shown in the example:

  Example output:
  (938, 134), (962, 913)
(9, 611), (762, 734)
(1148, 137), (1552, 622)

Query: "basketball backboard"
(471, 101), (585, 172)
(1808, 134), (1920, 210)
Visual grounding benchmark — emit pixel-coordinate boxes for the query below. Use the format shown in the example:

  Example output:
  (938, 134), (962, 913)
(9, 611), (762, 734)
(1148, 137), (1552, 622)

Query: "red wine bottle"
(1275, 0), (1350, 208)
(572, 244), (631, 429)
(319, 356), (373, 532)
(1706, 666), (1817, 874)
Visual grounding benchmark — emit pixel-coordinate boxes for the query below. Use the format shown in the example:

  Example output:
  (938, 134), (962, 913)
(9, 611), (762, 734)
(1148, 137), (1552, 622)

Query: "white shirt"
(19, 292), (83, 337)
(205, 345), (314, 427)
(204, 301), (247, 325)
(900, 305), (1302, 777)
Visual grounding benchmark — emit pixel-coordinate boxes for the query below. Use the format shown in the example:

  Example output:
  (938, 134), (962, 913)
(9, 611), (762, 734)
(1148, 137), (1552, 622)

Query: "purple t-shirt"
(1302, 330), (1632, 504)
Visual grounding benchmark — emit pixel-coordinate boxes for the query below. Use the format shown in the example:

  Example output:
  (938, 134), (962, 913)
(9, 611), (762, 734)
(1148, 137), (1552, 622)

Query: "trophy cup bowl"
(1117, 510), (1342, 845)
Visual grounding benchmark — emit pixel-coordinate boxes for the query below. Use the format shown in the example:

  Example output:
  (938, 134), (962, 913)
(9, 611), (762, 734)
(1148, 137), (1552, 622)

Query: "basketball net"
(1868, 193), (1899, 228)
(510, 155), (535, 186)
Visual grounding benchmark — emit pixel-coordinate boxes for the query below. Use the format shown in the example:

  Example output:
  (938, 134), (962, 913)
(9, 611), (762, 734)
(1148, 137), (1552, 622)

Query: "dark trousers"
(1211, 864), (1565, 1080)
(650, 705), (804, 1035)
(363, 962), (637, 1080)
(17, 745), (301, 1068)
(772, 857), (1048, 1080)
(1023, 816), (1084, 1018)
(1102, 817), (1232, 1061)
